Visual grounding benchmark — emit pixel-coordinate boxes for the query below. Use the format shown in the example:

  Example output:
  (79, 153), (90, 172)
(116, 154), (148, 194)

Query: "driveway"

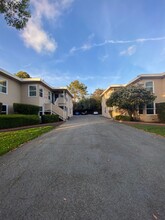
(0, 115), (165, 220)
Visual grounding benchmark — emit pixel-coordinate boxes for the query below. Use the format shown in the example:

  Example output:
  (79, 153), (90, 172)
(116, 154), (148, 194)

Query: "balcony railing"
(44, 103), (67, 121)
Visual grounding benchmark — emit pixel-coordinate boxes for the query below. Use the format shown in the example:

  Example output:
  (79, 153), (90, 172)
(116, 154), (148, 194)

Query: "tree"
(15, 71), (30, 78)
(0, 0), (31, 29)
(106, 86), (156, 120)
(67, 80), (87, 102)
(91, 88), (104, 113)
(91, 88), (104, 101)
(73, 97), (102, 114)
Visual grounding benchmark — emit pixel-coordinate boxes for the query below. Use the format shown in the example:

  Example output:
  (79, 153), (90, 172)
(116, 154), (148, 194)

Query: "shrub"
(41, 114), (59, 123)
(156, 103), (165, 122)
(0, 115), (40, 129)
(0, 103), (2, 113)
(13, 103), (40, 115)
(115, 115), (131, 121)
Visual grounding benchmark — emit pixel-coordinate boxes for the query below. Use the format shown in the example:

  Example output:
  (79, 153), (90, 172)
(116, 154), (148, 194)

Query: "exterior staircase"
(44, 103), (67, 121)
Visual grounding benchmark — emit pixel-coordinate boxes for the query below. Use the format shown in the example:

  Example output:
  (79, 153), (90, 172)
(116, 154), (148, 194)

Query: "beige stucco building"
(0, 68), (73, 120)
(101, 85), (125, 118)
(101, 73), (165, 122)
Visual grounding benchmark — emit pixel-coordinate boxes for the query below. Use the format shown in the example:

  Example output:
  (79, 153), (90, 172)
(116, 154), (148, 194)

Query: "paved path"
(0, 115), (165, 220)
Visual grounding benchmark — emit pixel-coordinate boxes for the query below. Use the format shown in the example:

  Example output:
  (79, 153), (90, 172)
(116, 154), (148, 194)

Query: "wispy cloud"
(70, 33), (95, 54)
(21, 0), (74, 53)
(76, 75), (95, 80)
(120, 45), (136, 56)
(70, 36), (165, 54)
(22, 63), (32, 68)
(99, 54), (109, 62)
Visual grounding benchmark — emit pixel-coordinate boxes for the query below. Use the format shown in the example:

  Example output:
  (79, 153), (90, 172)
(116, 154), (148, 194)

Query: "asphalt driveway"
(0, 115), (165, 220)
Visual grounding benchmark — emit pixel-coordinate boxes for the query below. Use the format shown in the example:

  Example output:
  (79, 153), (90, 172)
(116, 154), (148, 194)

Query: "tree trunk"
(128, 110), (134, 121)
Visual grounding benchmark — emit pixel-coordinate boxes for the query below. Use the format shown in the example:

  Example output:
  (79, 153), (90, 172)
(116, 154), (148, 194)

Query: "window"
(0, 79), (7, 94)
(139, 104), (144, 114)
(145, 81), (153, 93)
(48, 92), (51, 100)
(29, 85), (37, 97)
(39, 88), (43, 97)
(1, 105), (7, 114)
(146, 102), (154, 114)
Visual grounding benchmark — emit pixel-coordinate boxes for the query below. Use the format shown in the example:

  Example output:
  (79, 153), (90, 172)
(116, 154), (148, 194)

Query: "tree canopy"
(67, 80), (88, 102)
(106, 86), (156, 119)
(15, 71), (30, 78)
(0, 0), (31, 29)
(91, 88), (104, 101)
(73, 97), (101, 114)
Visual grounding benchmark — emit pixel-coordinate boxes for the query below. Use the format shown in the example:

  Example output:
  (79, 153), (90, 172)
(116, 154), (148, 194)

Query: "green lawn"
(130, 124), (165, 137)
(0, 126), (54, 156)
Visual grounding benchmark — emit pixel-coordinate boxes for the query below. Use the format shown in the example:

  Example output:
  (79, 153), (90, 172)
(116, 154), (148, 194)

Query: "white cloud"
(61, 0), (74, 10)
(81, 43), (92, 51)
(22, 20), (57, 53)
(70, 33), (95, 54)
(120, 45), (136, 56)
(70, 43), (92, 53)
(31, 0), (58, 20)
(70, 36), (165, 54)
(76, 75), (95, 80)
(21, 0), (74, 53)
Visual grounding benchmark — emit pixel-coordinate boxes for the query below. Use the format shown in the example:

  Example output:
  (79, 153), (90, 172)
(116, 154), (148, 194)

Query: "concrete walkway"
(0, 115), (165, 220)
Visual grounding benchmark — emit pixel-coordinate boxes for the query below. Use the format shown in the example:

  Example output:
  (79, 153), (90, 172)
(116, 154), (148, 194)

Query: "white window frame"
(0, 78), (8, 94)
(48, 91), (51, 101)
(39, 87), (44, 98)
(145, 81), (154, 93)
(146, 102), (156, 115)
(28, 85), (37, 97)
(1, 104), (8, 114)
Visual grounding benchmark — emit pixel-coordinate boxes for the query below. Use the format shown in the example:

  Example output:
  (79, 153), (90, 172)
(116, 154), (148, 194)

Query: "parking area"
(0, 115), (165, 219)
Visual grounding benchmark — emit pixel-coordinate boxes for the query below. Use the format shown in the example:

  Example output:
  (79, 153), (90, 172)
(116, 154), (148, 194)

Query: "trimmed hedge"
(115, 115), (131, 121)
(13, 103), (40, 115)
(0, 115), (40, 129)
(156, 103), (165, 122)
(0, 102), (2, 113)
(41, 114), (59, 123)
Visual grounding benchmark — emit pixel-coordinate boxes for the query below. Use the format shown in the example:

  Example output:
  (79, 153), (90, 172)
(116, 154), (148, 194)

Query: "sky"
(1, 0), (165, 93)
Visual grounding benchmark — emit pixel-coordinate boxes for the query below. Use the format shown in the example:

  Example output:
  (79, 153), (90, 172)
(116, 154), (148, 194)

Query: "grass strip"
(0, 126), (53, 156)
(130, 124), (165, 137)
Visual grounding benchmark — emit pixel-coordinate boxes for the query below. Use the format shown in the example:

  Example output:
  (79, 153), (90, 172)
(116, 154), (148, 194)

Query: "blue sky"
(1, 0), (165, 93)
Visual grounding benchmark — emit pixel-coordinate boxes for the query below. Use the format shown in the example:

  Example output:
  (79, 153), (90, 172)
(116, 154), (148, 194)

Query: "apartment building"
(0, 68), (73, 121)
(101, 84), (125, 118)
(101, 73), (165, 122)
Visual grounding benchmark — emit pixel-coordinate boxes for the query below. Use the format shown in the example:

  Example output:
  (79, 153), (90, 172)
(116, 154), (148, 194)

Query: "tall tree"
(73, 97), (102, 114)
(106, 86), (156, 120)
(15, 71), (30, 78)
(67, 80), (87, 102)
(91, 88), (104, 100)
(91, 88), (104, 113)
(0, 0), (31, 29)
